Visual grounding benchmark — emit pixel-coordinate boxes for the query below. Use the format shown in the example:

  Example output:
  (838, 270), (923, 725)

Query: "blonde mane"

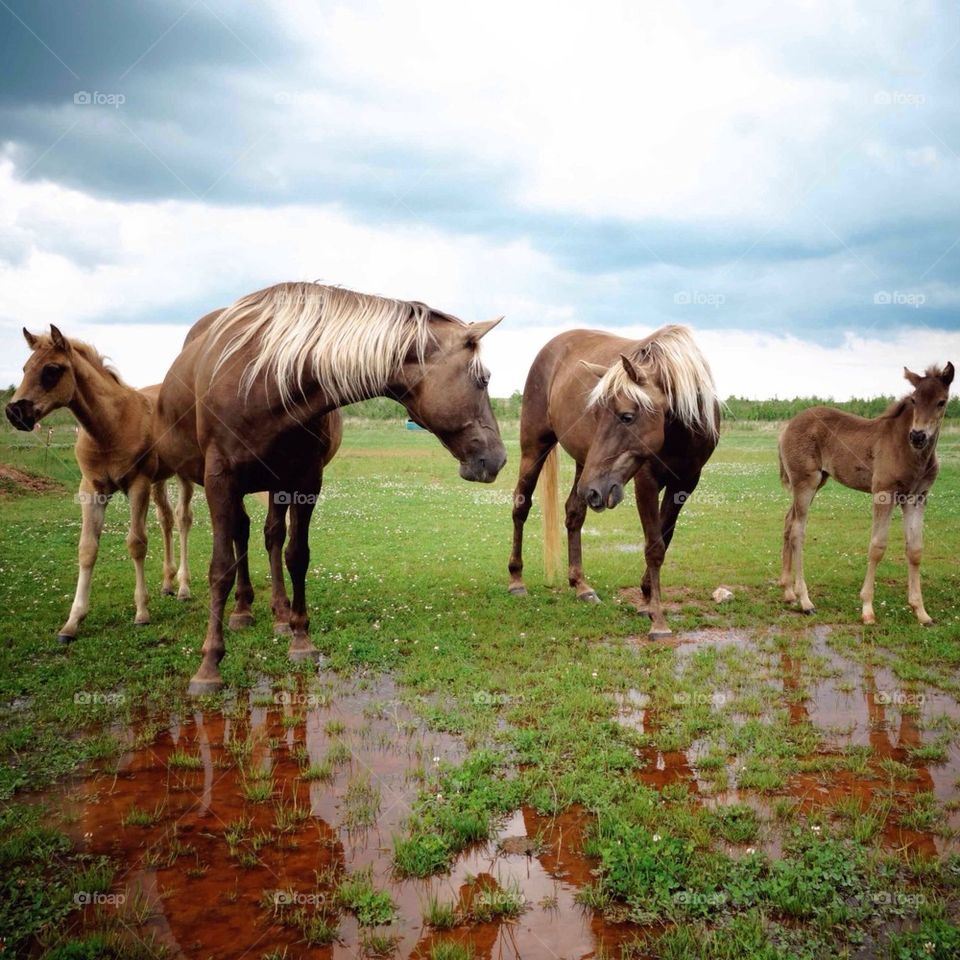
(31, 334), (125, 385)
(588, 325), (719, 439)
(206, 282), (472, 407)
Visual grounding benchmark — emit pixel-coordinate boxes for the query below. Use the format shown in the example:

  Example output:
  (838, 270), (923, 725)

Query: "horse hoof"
(801, 607), (816, 617)
(187, 676), (223, 697)
(648, 627), (673, 641)
(508, 585), (528, 597)
(228, 612), (255, 630)
(920, 619), (935, 628)
(577, 590), (601, 604)
(273, 621), (293, 636)
(162, 586), (176, 597)
(134, 620), (150, 628)
(56, 633), (75, 645)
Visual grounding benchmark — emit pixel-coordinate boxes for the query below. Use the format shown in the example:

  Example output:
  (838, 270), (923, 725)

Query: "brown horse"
(507, 326), (719, 638)
(5, 326), (190, 640)
(155, 281), (506, 694)
(779, 363), (954, 624)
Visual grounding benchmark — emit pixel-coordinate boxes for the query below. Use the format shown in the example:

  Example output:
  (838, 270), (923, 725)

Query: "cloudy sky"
(1, 0), (959, 399)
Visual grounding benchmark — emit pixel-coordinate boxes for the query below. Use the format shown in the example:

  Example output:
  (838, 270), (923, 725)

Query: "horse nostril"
(586, 488), (603, 509)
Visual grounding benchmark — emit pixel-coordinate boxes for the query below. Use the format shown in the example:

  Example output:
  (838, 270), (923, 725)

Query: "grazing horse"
(5, 326), (190, 640)
(508, 326), (720, 639)
(155, 281), (507, 694)
(779, 363), (954, 624)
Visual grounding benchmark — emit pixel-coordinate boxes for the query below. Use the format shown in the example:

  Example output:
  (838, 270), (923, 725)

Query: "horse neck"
(68, 355), (140, 447)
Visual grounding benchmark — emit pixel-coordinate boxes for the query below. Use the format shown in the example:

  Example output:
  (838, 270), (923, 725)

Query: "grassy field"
(1, 419), (959, 959)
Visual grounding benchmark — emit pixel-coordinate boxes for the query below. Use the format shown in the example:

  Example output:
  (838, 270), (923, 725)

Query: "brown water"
(34, 626), (960, 958)
(38, 673), (640, 959)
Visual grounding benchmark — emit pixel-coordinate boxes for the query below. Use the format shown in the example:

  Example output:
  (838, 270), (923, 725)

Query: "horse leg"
(265, 497), (292, 634)
(902, 496), (933, 626)
(153, 481), (177, 596)
(780, 504), (796, 601)
(188, 464), (239, 695)
(639, 479), (694, 608)
(286, 494), (320, 662)
(860, 493), (895, 625)
(228, 499), (255, 629)
(58, 479), (108, 643)
(126, 476), (152, 626)
(634, 467), (671, 639)
(175, 478), (193, 600)
(786, 480), (820, 614)
(507, 438), (554, 596)
(565, 463), (598, 602)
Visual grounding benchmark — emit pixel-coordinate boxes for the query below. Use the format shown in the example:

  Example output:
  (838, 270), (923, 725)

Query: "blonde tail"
(540, 446), (563, 584)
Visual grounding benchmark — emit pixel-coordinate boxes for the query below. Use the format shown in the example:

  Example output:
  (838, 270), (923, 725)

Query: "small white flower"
(652, 834), (661, 842)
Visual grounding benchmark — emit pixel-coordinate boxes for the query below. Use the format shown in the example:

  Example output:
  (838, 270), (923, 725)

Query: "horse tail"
(778, 442), (789, 488)
(540, 446), (563, 584)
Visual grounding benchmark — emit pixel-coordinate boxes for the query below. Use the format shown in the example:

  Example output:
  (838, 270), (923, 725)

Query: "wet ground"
(33, 624), (960, 959)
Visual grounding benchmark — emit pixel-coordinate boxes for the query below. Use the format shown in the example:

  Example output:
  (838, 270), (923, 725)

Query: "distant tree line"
(4, 385), (957, 426)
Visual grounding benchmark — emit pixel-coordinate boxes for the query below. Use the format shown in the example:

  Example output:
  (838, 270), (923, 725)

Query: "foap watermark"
(74, 91), (126, 108)
(274, 491), (321, 505)
(674, 290), (725, 308)
(75, 491), (112, 506)
(673, 490), (726, 506)
(874, 90), (926, 107)
(272, 889), (329, 907)
(873, 290), (926, 308)
(274, 690), (325, 707)
(873, 492), (927, 507)
(871, 890), (926, 907)
(674, 691), (729, 708)
(873, 690), (925, 707)
(473, 690), (524, 707)
(75, 691), (126, 706)
(74, 890), (125, 906)
(673, 890), (727, 907)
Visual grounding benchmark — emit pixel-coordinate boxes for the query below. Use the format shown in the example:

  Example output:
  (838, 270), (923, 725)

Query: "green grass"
(2, 420), (960, 956)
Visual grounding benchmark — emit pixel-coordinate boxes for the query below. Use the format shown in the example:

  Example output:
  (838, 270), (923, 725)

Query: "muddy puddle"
(36, 672), (640, 960)
(619, 625), (960, 858)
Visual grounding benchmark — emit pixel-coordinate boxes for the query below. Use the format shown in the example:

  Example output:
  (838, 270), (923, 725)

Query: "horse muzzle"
(583, 481), (624, 512)
(459, 444), (507, 484)
(909, 429), (929, 450)
(5, 400), (37, 432)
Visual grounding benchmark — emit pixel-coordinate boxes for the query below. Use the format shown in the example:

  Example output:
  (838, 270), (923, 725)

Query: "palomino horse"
(779, 363), (954, 624)
(508, 326), (719, 638)
(155, 281), (507, 694)
(5, 326), (192, 640)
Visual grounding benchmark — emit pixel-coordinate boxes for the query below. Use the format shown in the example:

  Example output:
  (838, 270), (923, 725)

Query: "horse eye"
(619, 411), (635, 424)
(938, 399), (947, 408)
(41, 364), (64, 389)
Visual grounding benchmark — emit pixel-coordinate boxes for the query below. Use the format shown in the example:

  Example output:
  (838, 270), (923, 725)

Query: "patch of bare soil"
(0, 463), (63, 496)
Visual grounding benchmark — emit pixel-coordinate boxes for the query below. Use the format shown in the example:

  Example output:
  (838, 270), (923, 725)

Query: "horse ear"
(620, 354), (645, 386)
(466, 316), (503, 344)
(50, 325), (69, 352)
(22, 327), (38, 348)
(579, 360), (609, 380)
(941, 362), (955, 387)
(904, 367), (922, 388)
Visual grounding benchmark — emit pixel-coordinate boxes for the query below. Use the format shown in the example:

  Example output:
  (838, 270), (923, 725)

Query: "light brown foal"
(779, 363), (953, 624)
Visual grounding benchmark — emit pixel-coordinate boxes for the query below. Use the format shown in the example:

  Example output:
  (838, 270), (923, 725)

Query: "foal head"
(903, 363), (954, 450)
(395, 315), (508, 483)
(577, 354), (667, 511)
(5, 326), (78, 431)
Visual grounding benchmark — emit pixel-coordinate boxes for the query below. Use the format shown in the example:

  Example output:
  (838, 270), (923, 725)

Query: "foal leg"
(189, 462), (240, 695)
(634, 467), (671, 639)
(264, 498), (292, 634)
(228, 499), (255, 630)
(566, 463), (599, 602)
(286, 495), (320, 662)
(58, 478), (109, 643)
(780, 504), (796, 601)
(860, 493), (895, 625)
(152, 480), (177, 596)
(788, 481), (820, 614)
(126, 476), (152, 626)
(175, 478), (193, 600)
(902, 496), (933, 626)
(507, 437), (555, 596)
